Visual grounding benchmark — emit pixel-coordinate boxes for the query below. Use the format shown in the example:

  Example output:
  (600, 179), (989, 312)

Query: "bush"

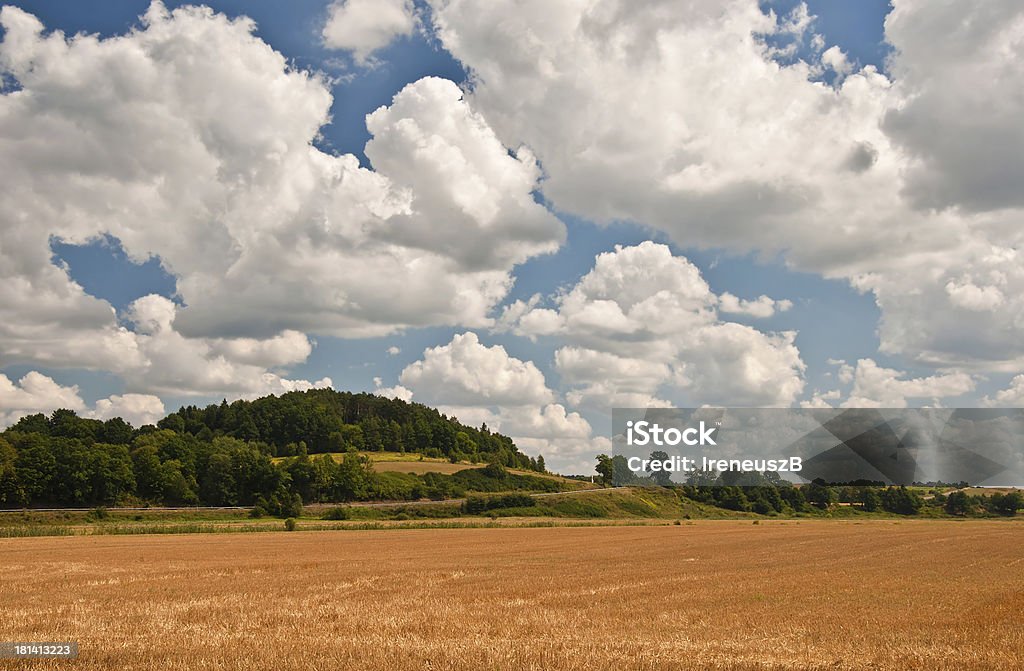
(482, 461), (508, 479)
(804, 481), (836, 510)
(451, 467), (559, 493)
(279, 493), (303, 518)
(712, 486), (749, 512)
(747, 486), (784, 514)
(284, 517), (297, 531)
(944, 490), (973, 516)
(322, 506), (350, 520)
(255, 489), (303, 518)
(370, 471), (425, 501)
(860, 488), (882, 512)
(463, 495), (487, 515)
(777, 486), (808, 513)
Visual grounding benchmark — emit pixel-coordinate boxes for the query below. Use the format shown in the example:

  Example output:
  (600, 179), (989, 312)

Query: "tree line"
(594, 453), (1023, 517)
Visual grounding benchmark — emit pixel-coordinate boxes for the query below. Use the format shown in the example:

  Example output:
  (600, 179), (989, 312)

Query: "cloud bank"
(429, 0), (1024, 371)
(0, 3), (561, 403)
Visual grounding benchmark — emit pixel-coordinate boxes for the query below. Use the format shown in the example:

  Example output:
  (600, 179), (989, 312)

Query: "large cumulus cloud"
(394, 332), (603, 473)
(428, 0), (1024, 372)
(500, 242), (806, 409)
(0, 3), (563, 401)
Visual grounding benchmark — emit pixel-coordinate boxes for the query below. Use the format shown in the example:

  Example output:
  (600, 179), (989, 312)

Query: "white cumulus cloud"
(719, 293), (792, 318)
(87, 394), (166, 428)
(117, 295), (332, 398)
(501, 242), (805, 409)
(394, 332), (602, 472)
(982, 375), (1024, 407)
(400, 332), (553, 407)
(322, 0), (417, 64)
(0, 372), (86, 426)
(843, 359), (975, 408)
(373, 377), (414, 402)
(1, 372), (166, 428)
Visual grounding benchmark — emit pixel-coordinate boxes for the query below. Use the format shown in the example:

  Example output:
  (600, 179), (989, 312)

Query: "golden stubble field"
(1, 521), (1022, 670)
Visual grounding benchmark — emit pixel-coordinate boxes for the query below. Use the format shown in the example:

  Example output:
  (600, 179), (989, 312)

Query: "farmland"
(2, 521), (1022, 670)
(277, 451), (596, 485)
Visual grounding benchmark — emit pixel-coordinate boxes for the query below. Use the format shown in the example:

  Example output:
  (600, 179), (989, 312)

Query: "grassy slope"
(958, 487), (1023, 497)
(495, 488), (751, 519)
(371, 461), (474, 475)
(486, 487), (1023, 521)
(508, 470), (599, 489)
(271, 451), (598, 489)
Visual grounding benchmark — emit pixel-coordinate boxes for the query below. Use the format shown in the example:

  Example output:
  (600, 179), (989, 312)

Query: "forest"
(0, 390), (546, 512)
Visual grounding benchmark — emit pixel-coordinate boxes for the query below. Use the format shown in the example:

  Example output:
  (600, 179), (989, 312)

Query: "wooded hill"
(0, 389), (546, 511)
(157, 389), (535, 468)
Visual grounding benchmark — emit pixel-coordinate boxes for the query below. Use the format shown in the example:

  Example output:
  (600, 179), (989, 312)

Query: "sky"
(2, 0), (1024, 473)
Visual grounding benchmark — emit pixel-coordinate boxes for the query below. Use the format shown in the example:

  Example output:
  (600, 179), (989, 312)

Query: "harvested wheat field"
(2, 521), (1022, 670)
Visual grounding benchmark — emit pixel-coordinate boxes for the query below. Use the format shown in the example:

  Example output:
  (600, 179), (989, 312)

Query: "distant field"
(360, 451), (450, 463)
(371, 460), (473, 475)
(3, 522), (1021, 670)
(367, 459), (581, 479)
(958, 487), (1022, 497)
(271, 451), (597, 487)
(506, 468), (597, 488)
(268, 452), (478, 475)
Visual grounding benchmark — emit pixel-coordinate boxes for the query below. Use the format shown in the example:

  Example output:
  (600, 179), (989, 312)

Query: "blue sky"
(3, 0), (1023, 472)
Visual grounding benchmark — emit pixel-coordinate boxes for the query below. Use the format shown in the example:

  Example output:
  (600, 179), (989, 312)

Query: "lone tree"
(595, 454), (613, 486)
(649, 451), (673, 487)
